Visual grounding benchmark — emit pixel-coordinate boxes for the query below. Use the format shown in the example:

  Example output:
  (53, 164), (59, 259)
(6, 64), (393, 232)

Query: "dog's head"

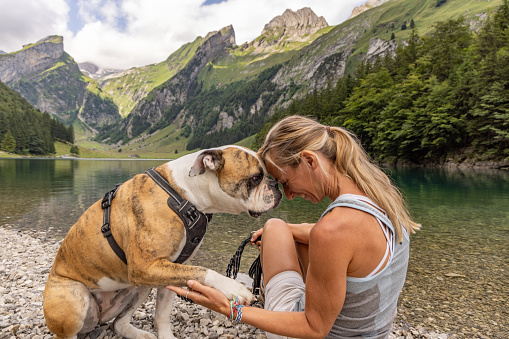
(187, 146), (282, 216)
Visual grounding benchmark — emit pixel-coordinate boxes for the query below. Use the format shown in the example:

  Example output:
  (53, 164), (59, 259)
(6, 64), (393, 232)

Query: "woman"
(168, 115), (420, 338)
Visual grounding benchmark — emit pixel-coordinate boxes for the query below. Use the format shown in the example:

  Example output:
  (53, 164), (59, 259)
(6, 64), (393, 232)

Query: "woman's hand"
(250, 228), (263, 249)
(166, 280), (231, 317)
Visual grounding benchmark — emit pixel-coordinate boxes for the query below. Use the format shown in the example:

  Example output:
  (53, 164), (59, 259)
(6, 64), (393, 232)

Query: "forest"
(0, 81), (74, 155)
(255, 1), (509, 163)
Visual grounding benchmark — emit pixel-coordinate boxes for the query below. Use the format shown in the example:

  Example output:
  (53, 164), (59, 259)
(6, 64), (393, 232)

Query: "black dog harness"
(101, 167), (211, 265)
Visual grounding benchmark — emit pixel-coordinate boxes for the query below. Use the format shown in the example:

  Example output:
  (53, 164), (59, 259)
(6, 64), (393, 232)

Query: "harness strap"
(101, 184), (127, 265)
(145, 167), (211, 264)
(100, 168), (211, 266)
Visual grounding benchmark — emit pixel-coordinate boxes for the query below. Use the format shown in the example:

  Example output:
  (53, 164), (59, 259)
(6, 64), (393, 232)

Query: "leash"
(226, 234), (263, 298)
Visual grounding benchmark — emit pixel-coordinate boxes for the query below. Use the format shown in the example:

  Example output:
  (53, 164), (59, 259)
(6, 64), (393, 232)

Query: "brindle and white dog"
(43, 146), (282, 339)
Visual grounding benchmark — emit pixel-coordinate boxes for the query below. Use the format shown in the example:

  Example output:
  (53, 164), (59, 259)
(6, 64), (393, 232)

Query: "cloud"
(1, 0), (366, 69)
(0, 0), (72, 52)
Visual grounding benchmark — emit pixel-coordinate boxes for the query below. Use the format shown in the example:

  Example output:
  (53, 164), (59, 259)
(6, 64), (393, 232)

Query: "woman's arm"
(169, 213), (351, 338)
(250, 220), (314, 247)
(288, 222), (314, 244)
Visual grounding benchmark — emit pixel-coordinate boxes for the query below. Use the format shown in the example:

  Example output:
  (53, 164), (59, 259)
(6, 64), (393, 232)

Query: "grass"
(102, 36), (205, 117)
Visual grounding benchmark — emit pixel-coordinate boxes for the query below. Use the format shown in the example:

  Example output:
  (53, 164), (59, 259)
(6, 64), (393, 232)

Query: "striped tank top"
(294, 194), (410, 338)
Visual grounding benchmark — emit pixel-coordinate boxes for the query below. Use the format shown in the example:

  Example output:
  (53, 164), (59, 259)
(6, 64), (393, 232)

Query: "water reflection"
(0, 159), (166, 237)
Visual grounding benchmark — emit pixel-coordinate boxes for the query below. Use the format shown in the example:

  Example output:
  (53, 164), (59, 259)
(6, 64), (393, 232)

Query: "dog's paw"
(204, 270), (254, 304)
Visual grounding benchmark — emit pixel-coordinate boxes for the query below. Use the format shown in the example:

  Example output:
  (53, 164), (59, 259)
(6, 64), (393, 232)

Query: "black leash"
(226, 234), (263, 297)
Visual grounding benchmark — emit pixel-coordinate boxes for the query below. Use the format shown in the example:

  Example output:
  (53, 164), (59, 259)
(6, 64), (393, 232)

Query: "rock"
(444, 273), (466, 278)
(261, 8), (328, 43)
(366, 37), (397, 62)
(0, 36), (64, 84)
(349, 0), (392, 19)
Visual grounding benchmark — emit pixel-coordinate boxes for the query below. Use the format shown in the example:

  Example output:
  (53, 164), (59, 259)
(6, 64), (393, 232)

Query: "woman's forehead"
(265, 160), (292, 182)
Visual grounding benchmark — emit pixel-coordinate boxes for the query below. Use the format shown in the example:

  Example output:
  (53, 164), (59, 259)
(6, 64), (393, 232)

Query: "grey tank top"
(293, 195), (410, 339)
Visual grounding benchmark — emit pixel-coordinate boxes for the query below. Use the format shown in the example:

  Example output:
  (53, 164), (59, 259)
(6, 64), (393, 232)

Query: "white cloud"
(0, 0), (367, 69)
(0, 0), (72, 52)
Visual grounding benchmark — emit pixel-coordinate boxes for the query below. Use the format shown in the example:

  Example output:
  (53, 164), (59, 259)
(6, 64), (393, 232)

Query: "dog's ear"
(189, 149), (224, 177)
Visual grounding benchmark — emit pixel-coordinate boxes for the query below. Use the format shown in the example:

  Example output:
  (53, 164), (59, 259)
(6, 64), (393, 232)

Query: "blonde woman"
(168, 115), (420, 338)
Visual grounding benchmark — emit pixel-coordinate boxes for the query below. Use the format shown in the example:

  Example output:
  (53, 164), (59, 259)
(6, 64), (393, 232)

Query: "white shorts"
(264, 270), (306, 339)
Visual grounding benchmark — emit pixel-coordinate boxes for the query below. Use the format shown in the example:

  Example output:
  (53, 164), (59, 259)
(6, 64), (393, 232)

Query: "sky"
(0, 0), (367, 70)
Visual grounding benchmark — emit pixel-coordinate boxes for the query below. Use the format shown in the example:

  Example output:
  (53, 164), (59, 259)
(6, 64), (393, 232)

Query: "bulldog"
(43, 145), (282, 339)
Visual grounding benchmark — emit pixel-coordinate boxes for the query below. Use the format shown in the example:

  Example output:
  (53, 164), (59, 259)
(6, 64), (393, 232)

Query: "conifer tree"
(1, 130), (16, 153)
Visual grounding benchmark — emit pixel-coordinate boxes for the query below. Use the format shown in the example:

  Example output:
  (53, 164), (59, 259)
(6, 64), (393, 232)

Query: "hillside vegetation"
(255, 0), (509, 164)
(0, 81), (74, 155)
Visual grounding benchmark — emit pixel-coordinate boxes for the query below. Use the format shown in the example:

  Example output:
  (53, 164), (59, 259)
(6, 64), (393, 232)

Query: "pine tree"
(70, 145), (80, 155)
(1, 130), (16, 153)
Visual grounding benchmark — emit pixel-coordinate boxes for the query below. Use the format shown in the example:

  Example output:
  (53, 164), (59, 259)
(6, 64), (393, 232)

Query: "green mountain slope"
(100, 36), (206, 117)
(0, 80), (73, 155)
(0, 36), (120, 135)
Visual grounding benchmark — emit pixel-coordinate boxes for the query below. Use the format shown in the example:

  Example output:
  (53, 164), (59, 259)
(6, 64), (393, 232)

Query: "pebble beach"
(1, 227), (458, 339)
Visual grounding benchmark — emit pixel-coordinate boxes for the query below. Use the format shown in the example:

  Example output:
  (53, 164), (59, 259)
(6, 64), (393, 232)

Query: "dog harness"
(101, 167), (212, 265)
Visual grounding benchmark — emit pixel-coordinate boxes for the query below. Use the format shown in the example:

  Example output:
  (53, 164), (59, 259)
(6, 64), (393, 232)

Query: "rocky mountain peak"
(0, 35), (64, 83)
(261, 7), (328, 40)
(79, 61), (121, 80)
(349, 0), (392, 19)
(204, 24), (236, 46)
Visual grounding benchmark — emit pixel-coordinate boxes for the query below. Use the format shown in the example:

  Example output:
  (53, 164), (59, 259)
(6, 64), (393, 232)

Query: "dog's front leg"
(202, 269), (254, 303)
(128, 261), (253, 304)
(154, 287), (177, 339)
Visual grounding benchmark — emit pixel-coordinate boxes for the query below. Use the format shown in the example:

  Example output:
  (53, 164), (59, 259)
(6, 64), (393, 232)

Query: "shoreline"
(0, 226), (455, 339)
(2, 150), (509, 170)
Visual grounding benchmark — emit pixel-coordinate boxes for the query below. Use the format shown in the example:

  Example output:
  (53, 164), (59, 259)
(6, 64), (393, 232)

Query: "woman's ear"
(300, 150), (318, 169)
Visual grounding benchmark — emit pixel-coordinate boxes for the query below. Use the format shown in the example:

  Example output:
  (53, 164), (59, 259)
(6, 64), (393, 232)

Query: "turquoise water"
(0, 158), (508, 336)
(1, 159), (507, 245)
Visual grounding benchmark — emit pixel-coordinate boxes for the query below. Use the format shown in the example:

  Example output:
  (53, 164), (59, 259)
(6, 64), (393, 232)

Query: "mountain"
(2, 1), (502, 153)
(349, 0), (392, 19)
(0, 36), (120, 133)
(78, 62), (121, 80)
(98, 0), (500, 150)
(98, 8), (333, 144)
(117, 25), (237, 141)
(98, 34), (210, 118)
(252, 7), (328, 50)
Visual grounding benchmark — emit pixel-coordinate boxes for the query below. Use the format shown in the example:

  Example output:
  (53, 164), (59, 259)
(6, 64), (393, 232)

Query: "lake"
(0, 158), (507, 337)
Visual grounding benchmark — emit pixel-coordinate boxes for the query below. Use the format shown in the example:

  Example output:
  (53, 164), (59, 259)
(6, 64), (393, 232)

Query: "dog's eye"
(251, 175), (262, 184)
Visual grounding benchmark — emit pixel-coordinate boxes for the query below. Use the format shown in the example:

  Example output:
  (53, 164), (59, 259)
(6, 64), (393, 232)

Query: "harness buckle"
(101, 194), (112, 209)
(185, 206), (198, 222)
(101, 223), (112, 237)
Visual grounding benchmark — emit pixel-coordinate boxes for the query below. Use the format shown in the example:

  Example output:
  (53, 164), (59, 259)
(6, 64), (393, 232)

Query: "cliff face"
(0, 36), (64, 84)
(0, 36), (120, 130)
(119, 26), (236, 139)
(251, 7), (328, 50)
(349, 0), (392, 19)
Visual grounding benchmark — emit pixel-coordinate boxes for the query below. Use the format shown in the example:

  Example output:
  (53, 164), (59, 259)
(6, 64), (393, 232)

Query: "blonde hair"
(257, 115), (420, 240)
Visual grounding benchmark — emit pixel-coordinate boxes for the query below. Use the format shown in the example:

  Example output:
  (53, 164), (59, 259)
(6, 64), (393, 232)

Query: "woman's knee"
(263, 218), (290, 233)
(262, 218), (294, 246)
